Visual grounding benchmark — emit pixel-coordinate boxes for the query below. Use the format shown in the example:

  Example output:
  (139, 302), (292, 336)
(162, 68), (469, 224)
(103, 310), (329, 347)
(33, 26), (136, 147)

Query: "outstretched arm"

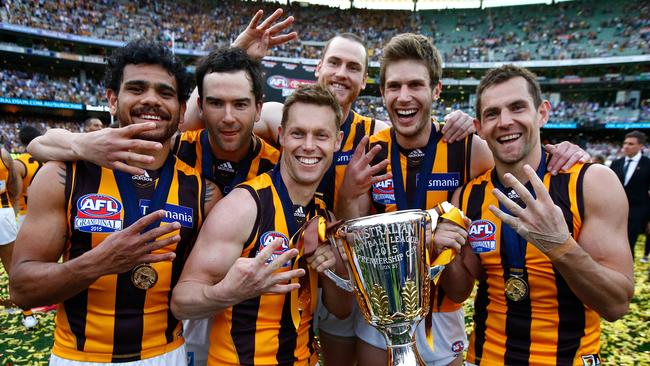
(27, 124), (163, 175)
(171, 188), (304, 320)
(2, 149), (21, 210)
(490, 164), (634, 321)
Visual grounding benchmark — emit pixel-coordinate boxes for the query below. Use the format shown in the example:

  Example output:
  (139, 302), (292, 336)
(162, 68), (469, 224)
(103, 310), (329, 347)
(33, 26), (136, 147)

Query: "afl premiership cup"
(324, 203), (466, 366)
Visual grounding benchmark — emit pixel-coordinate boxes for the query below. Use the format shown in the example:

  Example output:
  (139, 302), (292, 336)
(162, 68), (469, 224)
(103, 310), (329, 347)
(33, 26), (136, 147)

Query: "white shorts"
(49, 344), (186, 366)
(316, 288), (357, 337)
(355, 308), (467, 366)
(184, 318), (212, 366)
(0, 207), (17, 245)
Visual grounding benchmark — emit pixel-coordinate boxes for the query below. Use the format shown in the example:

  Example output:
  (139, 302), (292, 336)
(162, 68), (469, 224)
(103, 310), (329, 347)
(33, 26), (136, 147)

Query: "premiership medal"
(505, 275), (528, 302)
(131, 264), (158, 290)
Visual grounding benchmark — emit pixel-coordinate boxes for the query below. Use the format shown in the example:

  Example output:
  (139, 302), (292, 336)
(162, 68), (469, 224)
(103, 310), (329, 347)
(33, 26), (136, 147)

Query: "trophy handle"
(322, 269), (354, 292)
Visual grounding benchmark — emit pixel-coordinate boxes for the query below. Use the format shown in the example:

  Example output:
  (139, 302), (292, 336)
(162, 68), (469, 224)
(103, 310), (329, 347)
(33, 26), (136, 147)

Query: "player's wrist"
(545, 237), (578, 261)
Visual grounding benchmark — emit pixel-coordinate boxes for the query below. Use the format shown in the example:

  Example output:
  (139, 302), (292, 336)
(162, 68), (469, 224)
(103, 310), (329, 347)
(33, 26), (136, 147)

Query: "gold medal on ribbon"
(131, 264), (158, 290)
(505, 275), (528, 302)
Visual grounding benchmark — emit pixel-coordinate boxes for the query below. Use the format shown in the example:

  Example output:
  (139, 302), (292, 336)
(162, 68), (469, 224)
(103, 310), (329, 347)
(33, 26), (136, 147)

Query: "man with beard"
(444, 64), (633, 365)
(336, 34), (589, 366)
(10, 39), (222, 365)
(171, 84), (352, 366)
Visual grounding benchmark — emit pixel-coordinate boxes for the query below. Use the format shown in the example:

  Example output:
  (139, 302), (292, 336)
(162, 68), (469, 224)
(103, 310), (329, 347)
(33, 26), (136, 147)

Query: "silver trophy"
(324, 204), (464, 366)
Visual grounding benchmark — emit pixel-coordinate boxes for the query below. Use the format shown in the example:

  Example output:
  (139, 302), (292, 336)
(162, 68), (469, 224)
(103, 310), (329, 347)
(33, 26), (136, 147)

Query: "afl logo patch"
(74, 194), (123, 233)
(451, 340), (465, 354)
(259, 231), (291, 268)
(372, 179), (395, 205)
(267, 75), (289, 90)
(468, 220), (497, 253)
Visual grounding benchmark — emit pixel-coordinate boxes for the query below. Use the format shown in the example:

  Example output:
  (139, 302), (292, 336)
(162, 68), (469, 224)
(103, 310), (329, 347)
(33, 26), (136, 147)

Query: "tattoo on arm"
(205, 181), (216, 202)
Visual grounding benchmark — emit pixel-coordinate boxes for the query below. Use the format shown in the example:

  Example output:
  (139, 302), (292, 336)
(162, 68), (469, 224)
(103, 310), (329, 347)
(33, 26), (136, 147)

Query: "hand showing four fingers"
(489, 165), (570, 254)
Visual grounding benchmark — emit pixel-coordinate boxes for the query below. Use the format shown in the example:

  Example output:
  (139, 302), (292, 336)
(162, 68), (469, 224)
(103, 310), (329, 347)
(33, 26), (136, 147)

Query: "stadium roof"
(262, 0), (573, 10)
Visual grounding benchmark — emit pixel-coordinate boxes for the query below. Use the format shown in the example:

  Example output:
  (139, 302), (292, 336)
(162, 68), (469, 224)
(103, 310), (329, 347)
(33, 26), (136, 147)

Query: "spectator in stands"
(84, 117), (104, 132)
(610, 130), (650, 259)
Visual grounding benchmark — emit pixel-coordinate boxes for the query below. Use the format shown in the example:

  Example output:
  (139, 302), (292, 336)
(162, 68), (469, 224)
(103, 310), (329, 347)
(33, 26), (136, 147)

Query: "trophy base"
(383, 323), (426, 366)
(387, 341), (426, 366)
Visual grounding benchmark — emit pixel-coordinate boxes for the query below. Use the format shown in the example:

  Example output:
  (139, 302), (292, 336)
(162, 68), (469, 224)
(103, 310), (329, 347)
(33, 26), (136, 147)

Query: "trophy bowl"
(324, 205), (463, 366)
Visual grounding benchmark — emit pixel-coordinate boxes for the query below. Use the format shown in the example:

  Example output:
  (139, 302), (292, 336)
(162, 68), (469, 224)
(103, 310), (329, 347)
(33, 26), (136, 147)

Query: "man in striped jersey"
(444, 64), (633, 365)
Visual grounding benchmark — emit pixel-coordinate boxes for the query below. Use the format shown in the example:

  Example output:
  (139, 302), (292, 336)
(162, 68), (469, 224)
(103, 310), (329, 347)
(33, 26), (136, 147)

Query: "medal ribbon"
(270, 166), (318, 330)
(202, 130), (256, 194)
(114, 154), (175, 231)
(492, 150), (547, 278)
(390, 124), (440, 210)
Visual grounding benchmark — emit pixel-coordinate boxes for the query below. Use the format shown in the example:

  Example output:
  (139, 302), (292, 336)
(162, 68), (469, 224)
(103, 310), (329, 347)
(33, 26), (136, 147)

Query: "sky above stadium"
(262, 0), (573, 10)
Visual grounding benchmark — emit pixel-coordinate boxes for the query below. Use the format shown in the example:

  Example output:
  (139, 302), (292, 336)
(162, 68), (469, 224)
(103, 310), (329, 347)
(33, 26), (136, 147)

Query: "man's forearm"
(171, 280), (236, 320)
(552, 238), (634, 321)
(27, 129), (80, 161)
(10, 253), (103, 309)
(439, 254), (475, 303)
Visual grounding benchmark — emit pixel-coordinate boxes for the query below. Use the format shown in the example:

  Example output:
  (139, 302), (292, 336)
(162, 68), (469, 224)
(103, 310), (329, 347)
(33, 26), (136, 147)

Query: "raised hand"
(433, 217), (471, 254)
(338, 136), (391, 202)
(489, 165), (570, 253)
(232, 8), (298, 60)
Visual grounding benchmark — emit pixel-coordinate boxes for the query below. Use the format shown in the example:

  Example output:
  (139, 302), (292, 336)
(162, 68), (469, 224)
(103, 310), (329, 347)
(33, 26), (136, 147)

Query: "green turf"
(1, 239), (649, 365)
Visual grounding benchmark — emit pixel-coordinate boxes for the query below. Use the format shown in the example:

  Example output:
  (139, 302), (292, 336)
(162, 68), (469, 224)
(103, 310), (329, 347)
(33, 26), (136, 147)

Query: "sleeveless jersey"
(369, 125), (473, 313)
(459, 163), (601, 365)
(54, 156), (206, 363)
(318, 111), (375, 210)
(208, 172), (326, 366)
(173, 129), (278, 192)
(0, 153), (13, 208)
(15, 152), (43, 214)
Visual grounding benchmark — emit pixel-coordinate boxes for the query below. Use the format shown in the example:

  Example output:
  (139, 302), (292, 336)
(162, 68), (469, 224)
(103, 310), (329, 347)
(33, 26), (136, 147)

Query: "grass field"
(1, 240), (649, 365)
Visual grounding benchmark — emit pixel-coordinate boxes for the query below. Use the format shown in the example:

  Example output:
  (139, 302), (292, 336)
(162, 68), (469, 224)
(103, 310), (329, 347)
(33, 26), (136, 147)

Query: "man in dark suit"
(610, 130), (650, 259)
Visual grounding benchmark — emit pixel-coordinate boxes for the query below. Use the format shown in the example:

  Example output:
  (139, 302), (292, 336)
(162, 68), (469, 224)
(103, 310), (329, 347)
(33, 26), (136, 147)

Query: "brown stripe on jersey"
(165, 170), (202, 343)
(112, 274), (146, 360)
(549, 173), (574, 236)
(465, 181), (488, 362)
(502, 241), (532, 364)
(576, 164), (590, 219)
(175, 136), (199, 169)
(65, 161), (102, 352)
(446, 138), (467, 201)
(549, 172), (585, 364)
(276, 292), (299, 365)
(231, 185), (274, 364)
(256, 157), (276, 178)
(465, 134), (473, 181)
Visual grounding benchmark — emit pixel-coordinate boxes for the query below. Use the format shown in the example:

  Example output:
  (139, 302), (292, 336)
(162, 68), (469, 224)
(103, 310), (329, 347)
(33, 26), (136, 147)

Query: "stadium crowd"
(1, 0), (647, 62)
(0, 116), (83, 153)
(0, 69), (106, 105)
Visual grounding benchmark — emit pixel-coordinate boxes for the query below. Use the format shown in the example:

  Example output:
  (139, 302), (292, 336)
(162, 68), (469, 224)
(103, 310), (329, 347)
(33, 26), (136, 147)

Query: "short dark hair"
(84, 118), (102, 127)
(321, 33), (368, 74)
(281, 84), (342, 130)
(19, 126), (42, 146)
(476, 64), (542, 122)
(625, 130), (647, 144)
(104, 38), (191, 102)
(195, 47), (264, 103)
(380, 33), (442, 90)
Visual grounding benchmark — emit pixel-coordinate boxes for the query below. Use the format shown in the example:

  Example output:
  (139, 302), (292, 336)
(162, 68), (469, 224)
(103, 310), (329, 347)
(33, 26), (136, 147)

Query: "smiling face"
(278, 102), (343, 189)
(108, 64), (184, 143)
(315, 37), (367, 111)
(381, 59), (441, 148)
(199, 70), (261, 161)
(474, 76), (549, 165)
